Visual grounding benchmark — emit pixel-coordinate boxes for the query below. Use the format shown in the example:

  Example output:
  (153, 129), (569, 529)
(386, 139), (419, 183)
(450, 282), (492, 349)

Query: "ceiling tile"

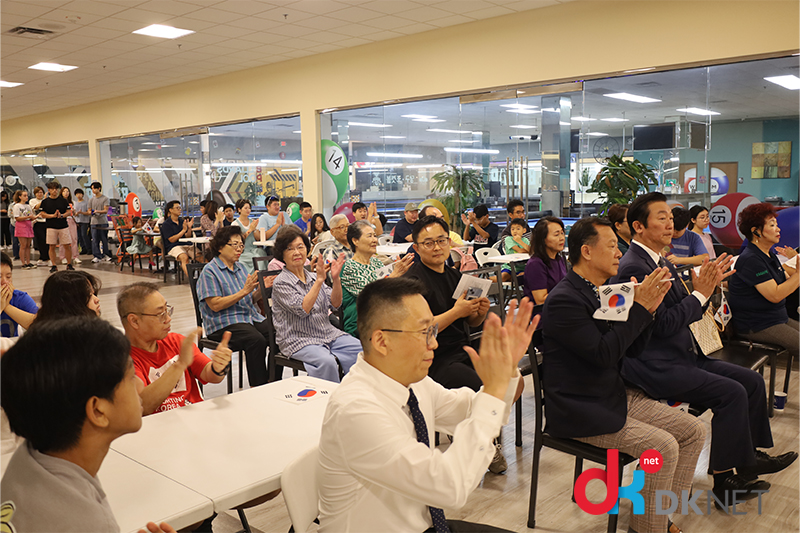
(502, 0), (559, 12)
(268, 24), (320, 39)
(283, 0), (348, 16)
(327, 5), (383, 23)
(1, 3), (57, 19)
(361, 0), (421, 15)
(183, 7), (247, 24)
(256, 7), (316, 24)
(303, 30), (350, 45)
(133, 0), (203, 16)
(330, 24), (378, 38)
(62, 1), (133, 17)
(426, 14), (477, 28)
(211, 0), (278, 17)
(392, 22), (439, 35)
(461, 5), (515, 19)
(295, 15), (351, 31)
(361, 15), (416, 31)
(394, 5), (454, 23)
(110, 9), (177, 25)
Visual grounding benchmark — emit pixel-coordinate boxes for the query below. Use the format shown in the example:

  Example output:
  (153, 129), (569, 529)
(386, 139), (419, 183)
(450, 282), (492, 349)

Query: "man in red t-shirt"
(117, 282), (233, 415)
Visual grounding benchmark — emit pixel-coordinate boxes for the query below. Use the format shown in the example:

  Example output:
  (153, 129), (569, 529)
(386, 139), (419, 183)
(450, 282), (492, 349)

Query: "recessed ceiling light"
(604, 92), (661, 103)
(443, 147), (499, 154)
(413, 118), (445, 123)
(292, 130), (301, 134)
(29, 62), (77, 72)
(427, 128), (474, 134)
(133, 24), (194, 39)
(601, 118), (629, 122)
(366, 152), (423, 158)
(559, 122), (571, 126)
(764, 75), (800, 90)
(676, 107), (720, 116)
(0, 81), (24, 88)
(24, 154), (38, 158)
(505, 109), (540, 114)
(349, 122), (391, 128)
(401, 114), (437, 119)
(510, 125), (536, 129)
(380, 135), (406, 139)
(586, 132), (609, 137)
(572, 117), (596, 122)
(500, 103), (538, 110)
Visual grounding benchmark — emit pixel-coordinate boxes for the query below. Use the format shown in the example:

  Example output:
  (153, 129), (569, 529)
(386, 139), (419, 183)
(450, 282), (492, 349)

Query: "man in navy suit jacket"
(615, 192), (797, 509)
(543, 217), (705, 533)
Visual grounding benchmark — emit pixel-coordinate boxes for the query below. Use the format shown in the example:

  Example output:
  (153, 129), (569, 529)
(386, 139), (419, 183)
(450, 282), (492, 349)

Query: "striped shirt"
(272, 268), (346, 356)
(196, 257), (264, 335)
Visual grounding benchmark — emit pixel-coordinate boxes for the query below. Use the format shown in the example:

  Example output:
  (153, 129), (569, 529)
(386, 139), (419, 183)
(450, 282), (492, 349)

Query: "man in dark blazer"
(543, 216), (704, 533)
(615, 192), (797, 508)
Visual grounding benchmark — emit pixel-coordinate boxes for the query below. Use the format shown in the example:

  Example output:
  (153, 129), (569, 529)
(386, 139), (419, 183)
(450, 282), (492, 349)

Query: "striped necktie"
(407, 389), (451, 533)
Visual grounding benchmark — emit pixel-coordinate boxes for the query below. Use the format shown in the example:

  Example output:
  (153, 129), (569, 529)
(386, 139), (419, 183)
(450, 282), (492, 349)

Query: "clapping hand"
(0, 283), (12, 312)
(461, 213), (470, 226)
(776, 245), (798, 260)
(368, 202), (378, 219)
(463, 313), (514, 400)
(243, 271), (259, 293)
(313, 253), (330, 279)
(389, 253), (415, 277)
(179, 328), (202, 369)
(504, 298), (539, 366)
(277, 212), (285, 225)
(633, 267), (672, 314)
(691, 253), (735, 298)
(329, 252), (346, 280)
(211, 331), (232, 375)
(248, 219), (258, 232)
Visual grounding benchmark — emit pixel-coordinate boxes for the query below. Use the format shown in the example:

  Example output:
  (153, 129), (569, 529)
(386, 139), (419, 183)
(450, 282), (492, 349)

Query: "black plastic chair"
(514, 304), (544, 447)
(186, 263), (244, 393)
(257, 270), (307, 382)
(253, 255), (273, 272)
(160, 227), (184, 284)
(528, 337), (636, 532)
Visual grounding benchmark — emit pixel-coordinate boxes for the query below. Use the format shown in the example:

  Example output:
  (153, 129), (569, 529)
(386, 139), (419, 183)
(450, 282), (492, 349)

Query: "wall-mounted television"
(633, 124), (675, 151)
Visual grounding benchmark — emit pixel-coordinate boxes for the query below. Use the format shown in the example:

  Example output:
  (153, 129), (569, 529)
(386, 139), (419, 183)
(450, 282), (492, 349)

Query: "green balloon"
(286, 202), (301, 222)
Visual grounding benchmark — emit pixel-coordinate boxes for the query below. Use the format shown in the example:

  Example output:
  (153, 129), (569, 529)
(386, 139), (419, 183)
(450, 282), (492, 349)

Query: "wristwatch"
(211, 362), (230, 377)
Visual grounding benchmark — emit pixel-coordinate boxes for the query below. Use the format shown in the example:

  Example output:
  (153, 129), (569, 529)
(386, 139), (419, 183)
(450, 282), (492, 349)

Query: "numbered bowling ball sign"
(321, 139), (348, 206)
(709, 193), (759, 248)
(126, 193), (142, 218)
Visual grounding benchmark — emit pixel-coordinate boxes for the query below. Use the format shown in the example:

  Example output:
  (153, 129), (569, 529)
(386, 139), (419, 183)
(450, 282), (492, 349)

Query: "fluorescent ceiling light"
(413, 118), (445, 123)
(676, 107), (720, 116)
(348, 122), (391, 128)
(500, 103), (538, 110)
(448, 140), (479, 143)
(572, 117), (596, 122)
(330, 132), (339, 136)
(623, 67), (656, 73)
(670, 157), (680, 161)
(133, 24), (194, 39)
(24, 154), (38, 158)
(29, 62), (77, 72)
(406, 164), (443, 169)
(366, 152), (423, 158)
(559, 122), (571, 126)
(0, 81), (23, 88)
(764, 75), (800, 90)
(427, 128), (474, 134)
(604, 92), (661, 103)
(510, 125), (536, 129)
(380, 135), (406, 139)
(444, 147), (499, 154)
(541, 108), (558, 112)
(601, 118), (629, 122)
(188, 141), (200, 144)
(292, 130), (302, 134)
(505, 109), (539, 114)
(401, 114), (437, 119)
(261, 159), (302, 164)
(586, 132), (609, 137)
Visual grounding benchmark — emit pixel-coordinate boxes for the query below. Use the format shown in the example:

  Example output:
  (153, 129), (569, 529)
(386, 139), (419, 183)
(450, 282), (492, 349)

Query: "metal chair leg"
(236, 508), (252, 533)
(515, 397), (523, 447)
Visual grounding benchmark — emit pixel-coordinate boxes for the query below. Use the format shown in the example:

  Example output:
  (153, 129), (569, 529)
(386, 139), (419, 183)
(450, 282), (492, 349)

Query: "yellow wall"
(3, 0), (798, 207)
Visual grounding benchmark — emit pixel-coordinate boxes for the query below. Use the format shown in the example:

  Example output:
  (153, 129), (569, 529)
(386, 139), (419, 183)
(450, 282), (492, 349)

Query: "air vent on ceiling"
(6, 26), (56, 39)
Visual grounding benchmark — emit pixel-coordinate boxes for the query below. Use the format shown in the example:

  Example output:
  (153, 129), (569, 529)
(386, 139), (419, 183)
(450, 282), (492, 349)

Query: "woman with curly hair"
(728, 202), (798, 363)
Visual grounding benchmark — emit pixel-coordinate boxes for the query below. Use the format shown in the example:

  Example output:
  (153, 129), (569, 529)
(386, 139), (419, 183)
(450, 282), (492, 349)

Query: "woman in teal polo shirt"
(728, 202), (799, 363)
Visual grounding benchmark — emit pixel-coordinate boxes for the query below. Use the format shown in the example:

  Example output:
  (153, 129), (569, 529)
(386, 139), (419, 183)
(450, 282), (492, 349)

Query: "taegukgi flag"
(592, 282), (635, 322)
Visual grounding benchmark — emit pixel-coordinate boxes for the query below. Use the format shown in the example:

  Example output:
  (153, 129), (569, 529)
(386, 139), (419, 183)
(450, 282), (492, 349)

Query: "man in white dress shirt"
(318, 277), (537, 532)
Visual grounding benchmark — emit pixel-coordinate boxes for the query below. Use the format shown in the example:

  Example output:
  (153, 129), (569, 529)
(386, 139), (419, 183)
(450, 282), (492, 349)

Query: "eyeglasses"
(333, 225), (349, 231)
(416, 237), (449, 250)
(226, 241), (245, 249)
(382, 323), (438, 346)
(138, 304), (174, 323)
(286, 244), (307, 253)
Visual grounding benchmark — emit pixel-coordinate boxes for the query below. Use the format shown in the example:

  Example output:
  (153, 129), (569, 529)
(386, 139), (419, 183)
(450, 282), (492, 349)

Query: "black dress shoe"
(738, 450), (799, 478)
(712, 474), (770, 510)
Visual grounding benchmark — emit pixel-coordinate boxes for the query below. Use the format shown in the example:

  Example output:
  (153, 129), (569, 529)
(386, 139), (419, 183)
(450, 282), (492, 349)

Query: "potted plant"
(430, 164), (485, 232)
(588, 152), (657, 215)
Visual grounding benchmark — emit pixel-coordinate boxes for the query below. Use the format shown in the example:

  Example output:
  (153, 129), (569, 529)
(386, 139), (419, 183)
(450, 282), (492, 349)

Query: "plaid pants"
(577, 388), (706, 533)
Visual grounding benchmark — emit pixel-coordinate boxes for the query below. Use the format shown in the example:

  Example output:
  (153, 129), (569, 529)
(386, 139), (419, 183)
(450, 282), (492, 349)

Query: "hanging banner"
(321, 139), (348, 207)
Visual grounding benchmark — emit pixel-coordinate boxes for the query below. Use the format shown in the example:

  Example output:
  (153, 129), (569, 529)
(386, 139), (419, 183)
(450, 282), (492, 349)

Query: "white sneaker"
(61, 258), (68, 264)
(102, 256), (112, 262)
(73, 257), (82, 264)
(37, 260), (47, 266)
(92, 257), (101, 263)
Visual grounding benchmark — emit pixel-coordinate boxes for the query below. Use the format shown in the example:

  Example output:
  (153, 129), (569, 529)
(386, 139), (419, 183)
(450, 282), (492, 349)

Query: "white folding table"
(111, 376), (335, 513)
(100, 449), (213, 533)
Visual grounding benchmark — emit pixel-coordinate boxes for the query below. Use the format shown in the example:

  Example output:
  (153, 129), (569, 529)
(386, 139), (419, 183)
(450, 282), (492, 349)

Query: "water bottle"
(206, 230), (212, 238)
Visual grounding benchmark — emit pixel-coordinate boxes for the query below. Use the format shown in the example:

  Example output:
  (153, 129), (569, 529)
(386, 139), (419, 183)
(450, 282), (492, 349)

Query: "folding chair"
(281, 445), (321, 533)
(258, 270), (307, 382)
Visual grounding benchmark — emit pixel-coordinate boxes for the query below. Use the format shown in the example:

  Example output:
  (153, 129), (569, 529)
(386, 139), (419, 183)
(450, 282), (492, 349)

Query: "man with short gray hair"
(322, 214), (354, 263)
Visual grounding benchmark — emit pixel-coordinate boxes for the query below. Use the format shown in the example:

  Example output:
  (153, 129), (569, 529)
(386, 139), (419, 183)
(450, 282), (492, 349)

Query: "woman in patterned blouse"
(339, 220), (414, 337)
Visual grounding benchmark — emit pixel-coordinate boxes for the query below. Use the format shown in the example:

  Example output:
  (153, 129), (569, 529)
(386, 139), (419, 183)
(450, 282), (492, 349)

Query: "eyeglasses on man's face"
(416, 237), (449, 250)
(138, 304), (174, 323)
(381, 323), (438, 346)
